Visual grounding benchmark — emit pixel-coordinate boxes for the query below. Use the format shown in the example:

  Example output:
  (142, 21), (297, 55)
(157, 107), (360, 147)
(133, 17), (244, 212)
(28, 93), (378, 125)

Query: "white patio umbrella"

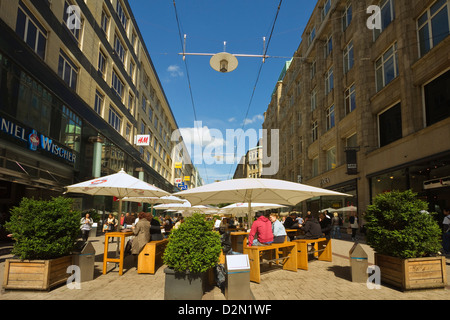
(336, 206), (357, 212)
(64, 168), (170, 217)
(153, 200), (219, 215)
(221, 202), (286, 217)
(174, 178), (351, 227)
(319, 207), (336, 213)
(122, 195), (184, 213)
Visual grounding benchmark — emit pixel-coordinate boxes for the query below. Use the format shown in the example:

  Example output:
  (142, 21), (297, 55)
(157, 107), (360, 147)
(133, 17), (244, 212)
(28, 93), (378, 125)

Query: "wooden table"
(230, 231), (249, 253)
(103, 231), (134, 275)
(292, 238), (332, 270)
(243, 241), (297, 283)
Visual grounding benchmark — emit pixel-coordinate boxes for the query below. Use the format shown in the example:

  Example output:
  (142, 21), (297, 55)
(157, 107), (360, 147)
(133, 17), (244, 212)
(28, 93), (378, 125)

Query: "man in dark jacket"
(297, 214), (323, 239)
(319, 212), (332, 239)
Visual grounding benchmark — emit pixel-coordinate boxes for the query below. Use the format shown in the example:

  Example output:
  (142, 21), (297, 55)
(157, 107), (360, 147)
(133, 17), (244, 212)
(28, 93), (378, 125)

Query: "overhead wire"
(227, 0), (283, 180)
(172, 0), (210, 184)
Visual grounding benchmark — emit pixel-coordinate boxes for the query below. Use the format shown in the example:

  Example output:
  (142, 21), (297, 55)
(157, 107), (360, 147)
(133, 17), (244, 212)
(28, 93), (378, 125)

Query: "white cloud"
(242, 114), (264, 125)
(167, 65), (184, 77)
(228, 117), (236, 122)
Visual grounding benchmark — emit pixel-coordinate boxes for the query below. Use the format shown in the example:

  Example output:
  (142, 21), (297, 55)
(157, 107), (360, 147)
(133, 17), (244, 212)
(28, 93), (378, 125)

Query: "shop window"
(424, 70), (450, 126)
(378, 103), (402, 147)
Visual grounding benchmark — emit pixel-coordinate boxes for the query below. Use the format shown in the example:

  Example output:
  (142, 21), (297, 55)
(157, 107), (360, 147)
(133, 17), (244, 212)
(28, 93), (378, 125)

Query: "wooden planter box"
(3, 256), (73, 291)
(375, 253), (447, 291)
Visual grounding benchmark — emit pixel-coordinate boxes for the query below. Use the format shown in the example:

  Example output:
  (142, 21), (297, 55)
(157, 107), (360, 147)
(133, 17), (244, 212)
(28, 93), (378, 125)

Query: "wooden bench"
(292, 238), (332, 270)
(137, 239), (168, 274)
(243, 239), (297, 283)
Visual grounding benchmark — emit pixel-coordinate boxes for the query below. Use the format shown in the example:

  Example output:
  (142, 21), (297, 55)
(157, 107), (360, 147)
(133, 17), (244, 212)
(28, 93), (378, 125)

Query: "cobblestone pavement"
(1, 234), (449, 300)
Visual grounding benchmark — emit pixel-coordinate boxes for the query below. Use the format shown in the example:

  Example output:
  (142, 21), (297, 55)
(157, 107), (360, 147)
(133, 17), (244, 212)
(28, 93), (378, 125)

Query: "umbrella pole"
(248, 201), (252, 230)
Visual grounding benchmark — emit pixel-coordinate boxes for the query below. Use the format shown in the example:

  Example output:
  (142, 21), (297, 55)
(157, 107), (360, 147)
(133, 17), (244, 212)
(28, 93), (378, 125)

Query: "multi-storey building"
(233, 140), (263, 179)
(0, 0), (195, 218)
(263, 0), (450, 218)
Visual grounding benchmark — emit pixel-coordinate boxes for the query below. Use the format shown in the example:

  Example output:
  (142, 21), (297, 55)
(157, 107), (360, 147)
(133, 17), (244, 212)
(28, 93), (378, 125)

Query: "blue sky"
(129, 1), (317, 184)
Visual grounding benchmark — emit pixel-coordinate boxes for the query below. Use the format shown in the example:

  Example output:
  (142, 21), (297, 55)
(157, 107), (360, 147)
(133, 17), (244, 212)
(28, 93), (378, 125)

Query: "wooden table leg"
(318, 239), (332, 262)
(297, 241), (308, 270)
(119, 235), (125, 275)
(103, 234), (109, 275)
(282, 245), (297, 272)
(246, 248), (261, 283)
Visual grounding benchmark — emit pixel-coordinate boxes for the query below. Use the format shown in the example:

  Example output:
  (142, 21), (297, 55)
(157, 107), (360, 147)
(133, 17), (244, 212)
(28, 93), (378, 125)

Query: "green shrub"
(365, 190), (442, 259)
(5, 197), (80, 260)
(163, 212), (221, 273)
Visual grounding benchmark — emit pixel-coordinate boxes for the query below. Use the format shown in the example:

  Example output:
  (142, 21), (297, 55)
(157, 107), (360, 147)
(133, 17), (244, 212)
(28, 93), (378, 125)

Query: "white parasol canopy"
(174, 178), (351, 227)
(64, 168), (170, 216)
(221, 202), (286, 217)
(153, 200), (219, 215)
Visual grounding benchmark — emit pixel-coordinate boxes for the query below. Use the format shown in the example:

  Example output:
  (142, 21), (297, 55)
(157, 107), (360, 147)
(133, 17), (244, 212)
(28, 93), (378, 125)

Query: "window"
(311, 89), (317, 111)
(15, 3), (47, 60)
(424, 69), (450, 126)
(114, 34), (126, 63)
(101, 9), (110, 34)
(128, 92), (134, 113)
(108, 105), (122, 132)
(112, 70), (124, 98)
(326, 105), (335, 130)
(58, 50), (78, 90)
(98, 50), (107, 78)
(63, 1), (83, 43)
(325, 35), (333, 58)
(375, 43), (399, 92)
(346, 133), (357, 148)
(326, 147), (336, 171)
(345, 84), (356, 115)
(129, 59), (135, 80)
(374, 0), (395, 39)
(312, 157), (319, 177)
(94, 90), (104, 115)
(116, 0), (128, 29)
(126, 123), (131, 141)
(342, 3), (352, 30)
(298, 136), (303, 153)
(343, 40), (354, 73)
(312, 120), (318, 142)
(418, 0), (450, 57)
(325, 67), (334, 94)
(378, 103), (402, 147)
(322, 0), (331, 19)
(309, 27), (316, 46)
(142, 96), (147, 112)
(311, 60), (316, 79)
(140, 121), (145, 134)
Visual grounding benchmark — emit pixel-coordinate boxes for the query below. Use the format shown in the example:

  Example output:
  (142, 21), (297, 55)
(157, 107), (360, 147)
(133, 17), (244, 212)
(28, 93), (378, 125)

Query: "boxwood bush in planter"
(163, 212), (221, 300)
(365, 189), (442, 259)
(5, 196), (80, 260)
(163, 212), (221, 273)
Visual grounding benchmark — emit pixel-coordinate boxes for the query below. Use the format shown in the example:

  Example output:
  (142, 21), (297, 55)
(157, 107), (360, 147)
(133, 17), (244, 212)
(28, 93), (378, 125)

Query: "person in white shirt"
(442, 208), (450, 254)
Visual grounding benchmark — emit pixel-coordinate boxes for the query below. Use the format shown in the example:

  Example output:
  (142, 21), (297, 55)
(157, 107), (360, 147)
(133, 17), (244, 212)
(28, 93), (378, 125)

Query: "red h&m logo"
(135, 135), (150, 146)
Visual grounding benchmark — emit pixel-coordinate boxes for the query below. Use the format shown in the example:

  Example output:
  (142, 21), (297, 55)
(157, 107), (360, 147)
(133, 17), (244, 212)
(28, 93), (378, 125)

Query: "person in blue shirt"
(269, 213), (287, 243)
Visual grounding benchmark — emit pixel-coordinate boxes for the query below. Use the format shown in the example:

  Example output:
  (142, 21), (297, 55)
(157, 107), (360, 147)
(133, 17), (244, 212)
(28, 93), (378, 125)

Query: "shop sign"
(135, 135), (150, 146)
(0, 116), (76, 164)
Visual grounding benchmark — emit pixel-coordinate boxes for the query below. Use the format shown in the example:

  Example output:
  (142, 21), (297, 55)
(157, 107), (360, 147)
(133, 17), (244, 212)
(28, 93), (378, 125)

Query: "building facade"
(0, 0), (196, 221)
(263, 0), (450, 218)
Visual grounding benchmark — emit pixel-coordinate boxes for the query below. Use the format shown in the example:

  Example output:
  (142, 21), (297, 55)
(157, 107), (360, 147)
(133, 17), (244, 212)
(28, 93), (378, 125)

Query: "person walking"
(80, 213), (93, 242)
(349, 212), (359, 241)
(331, 212), (342, 239)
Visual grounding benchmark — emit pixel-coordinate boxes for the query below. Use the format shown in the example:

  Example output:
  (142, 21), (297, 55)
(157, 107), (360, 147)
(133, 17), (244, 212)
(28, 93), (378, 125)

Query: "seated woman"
(269, 213), (287, 243)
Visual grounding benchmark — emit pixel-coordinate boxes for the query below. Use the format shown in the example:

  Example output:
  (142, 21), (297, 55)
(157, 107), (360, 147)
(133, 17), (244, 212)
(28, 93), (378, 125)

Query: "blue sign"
(180, 185), (188, 191)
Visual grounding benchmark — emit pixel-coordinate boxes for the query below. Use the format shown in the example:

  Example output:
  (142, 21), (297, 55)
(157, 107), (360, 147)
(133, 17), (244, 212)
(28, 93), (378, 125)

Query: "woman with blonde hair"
(269, 213), (287, 243)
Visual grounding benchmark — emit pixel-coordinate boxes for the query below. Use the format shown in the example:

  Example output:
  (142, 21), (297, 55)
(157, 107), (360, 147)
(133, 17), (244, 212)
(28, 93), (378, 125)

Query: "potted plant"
(3, 196), (80, 291)
(365, 190), (446, 291)
(163, 212), (222, 300)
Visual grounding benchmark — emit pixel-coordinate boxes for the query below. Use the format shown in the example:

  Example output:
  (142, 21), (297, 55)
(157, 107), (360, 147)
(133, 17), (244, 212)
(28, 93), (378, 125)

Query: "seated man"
(297, 214), (323, 239)
(248, 212), (274, 246)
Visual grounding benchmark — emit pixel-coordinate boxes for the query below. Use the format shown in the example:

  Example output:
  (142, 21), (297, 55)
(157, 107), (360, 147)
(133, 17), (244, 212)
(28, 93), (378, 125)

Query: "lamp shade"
(210, 52), (238, 73)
